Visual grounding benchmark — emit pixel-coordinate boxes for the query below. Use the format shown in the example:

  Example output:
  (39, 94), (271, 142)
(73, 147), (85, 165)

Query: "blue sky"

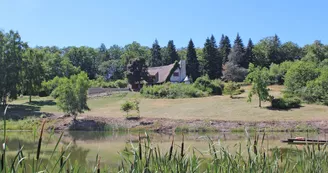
(1, 0), (327, 48)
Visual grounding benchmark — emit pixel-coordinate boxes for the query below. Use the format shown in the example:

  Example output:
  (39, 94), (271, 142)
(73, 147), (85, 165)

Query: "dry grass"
(85, 85), (328, 121)
(9, 85), (328, 122)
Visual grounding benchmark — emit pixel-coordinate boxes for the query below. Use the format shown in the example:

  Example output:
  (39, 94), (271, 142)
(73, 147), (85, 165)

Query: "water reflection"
(2, 131), (326, 169)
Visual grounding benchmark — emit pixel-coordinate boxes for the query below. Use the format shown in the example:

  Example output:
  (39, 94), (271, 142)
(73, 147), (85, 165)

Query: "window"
(173, 72), (179, 76)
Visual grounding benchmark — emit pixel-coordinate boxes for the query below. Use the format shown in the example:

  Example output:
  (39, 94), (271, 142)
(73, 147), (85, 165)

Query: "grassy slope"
(7, 86), (328, 122)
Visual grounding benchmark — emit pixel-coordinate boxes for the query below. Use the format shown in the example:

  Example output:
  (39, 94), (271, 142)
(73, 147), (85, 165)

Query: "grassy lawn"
(4, 86), (328, 122)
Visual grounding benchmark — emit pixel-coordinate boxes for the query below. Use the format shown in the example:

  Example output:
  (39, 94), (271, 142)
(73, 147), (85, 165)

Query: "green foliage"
(90, 77), (128, 88)
(302, 40), (328, 63)
(65, 46), (98, 79)
(246, 63), (270, 107)
(120, 101), (135, 116)
(120, 99), (141, 118)
(203, 35), (222, 79)
(0, 30), (25, 105)
(284, 61), (319, 95)
(186, 39), (200, 81)
(252, 35), (283, 67)
(149, 39), (162, 67)
(268, 61), (293, 84)
(302, 67), (328, 104)
(271, 97), (301, 109)
(193, 76), (224, 95)
(224, 81), (240, 98)
(52, 72), (90, 119)
(98, 59), (124, 80)
(140, 83), (207, 99)
(22, 48), (44, 102)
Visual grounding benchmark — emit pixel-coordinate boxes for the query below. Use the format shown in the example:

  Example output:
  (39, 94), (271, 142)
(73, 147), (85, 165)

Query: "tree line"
(1, 29), (327, 106)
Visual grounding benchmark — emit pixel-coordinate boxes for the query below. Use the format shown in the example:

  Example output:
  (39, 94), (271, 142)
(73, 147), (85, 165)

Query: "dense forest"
(1, 29), (328, 107)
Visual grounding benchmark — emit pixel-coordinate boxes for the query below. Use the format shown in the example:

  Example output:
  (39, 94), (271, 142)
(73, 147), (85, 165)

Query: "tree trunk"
(259, 97), (261, 107)
(29, 94), (32, 103)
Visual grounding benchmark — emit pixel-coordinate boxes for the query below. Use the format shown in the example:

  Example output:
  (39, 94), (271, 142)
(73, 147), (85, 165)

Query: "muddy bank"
(48, 116), (328, 134)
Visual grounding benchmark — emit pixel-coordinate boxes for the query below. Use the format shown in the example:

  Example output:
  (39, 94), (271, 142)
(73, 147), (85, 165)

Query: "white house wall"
(169, 60), (187, 83)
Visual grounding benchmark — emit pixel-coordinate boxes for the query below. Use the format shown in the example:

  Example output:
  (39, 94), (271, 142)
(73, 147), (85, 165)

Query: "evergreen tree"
(149, 39), (162, 67)
(245, 38), (255, 66)
(186, 39), (200, 81)
(165, 40), (180, 64)
(219, 35), (231, 64)
(203, 35), (222, 79)
(228, 33), (247, 68)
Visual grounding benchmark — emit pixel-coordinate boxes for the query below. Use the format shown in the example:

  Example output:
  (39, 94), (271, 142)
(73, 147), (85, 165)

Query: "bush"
(90, 77), (128, 88)
(193, 76), (223, 95)
(224, 81), (240, 98)
(114, 79), (128, 88)
(271, 97), (301, 109)
(140, 83), (207, 99)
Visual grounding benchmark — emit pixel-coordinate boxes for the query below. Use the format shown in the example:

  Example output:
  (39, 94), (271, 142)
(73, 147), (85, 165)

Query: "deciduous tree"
(246, 63), (270, 107)
(52, 72), (90, 120)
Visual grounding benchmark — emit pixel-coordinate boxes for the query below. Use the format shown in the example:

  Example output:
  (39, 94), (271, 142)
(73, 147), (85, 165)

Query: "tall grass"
(2, 105), (328, 172)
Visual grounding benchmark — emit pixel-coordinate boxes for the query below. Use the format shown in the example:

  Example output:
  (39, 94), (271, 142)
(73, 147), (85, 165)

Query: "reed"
(1, 109), (328, 172)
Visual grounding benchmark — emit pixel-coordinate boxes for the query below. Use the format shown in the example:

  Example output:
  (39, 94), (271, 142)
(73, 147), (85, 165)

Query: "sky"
(1, 0), (327, 48)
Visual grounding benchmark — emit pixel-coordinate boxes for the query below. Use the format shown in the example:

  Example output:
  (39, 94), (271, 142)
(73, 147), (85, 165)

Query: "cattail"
(181, 134), (184, 158)
(97, 156), (101, 173)
(169, 136), (174, 160)
(139, 133), (142, 160)
(60, 146), (64, 168)
(36, 120), (46, 160)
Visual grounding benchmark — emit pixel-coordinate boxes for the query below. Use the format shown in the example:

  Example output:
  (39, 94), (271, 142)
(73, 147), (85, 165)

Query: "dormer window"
(173, 72), (179, 76)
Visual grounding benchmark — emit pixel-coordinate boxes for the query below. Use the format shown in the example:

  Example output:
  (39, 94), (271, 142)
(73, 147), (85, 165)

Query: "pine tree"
(203, 35), (222, 79)
(219, 35), (231, 64)
(186, 39), (200, 81)
(228, 33), (247, 68)
(245, 38), (255, 65)
(166, 40), (180, 64)
(149, 39), (162, 67)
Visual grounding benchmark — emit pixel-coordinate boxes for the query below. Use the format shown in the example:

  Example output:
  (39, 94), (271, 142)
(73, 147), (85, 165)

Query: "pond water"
(3, 131), (327, 169)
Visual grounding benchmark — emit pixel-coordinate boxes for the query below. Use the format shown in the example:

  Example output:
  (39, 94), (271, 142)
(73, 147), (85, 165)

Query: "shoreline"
(47, 116), (328, 133)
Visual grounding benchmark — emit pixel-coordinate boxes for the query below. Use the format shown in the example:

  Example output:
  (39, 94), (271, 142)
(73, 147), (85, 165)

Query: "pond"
(2, 131), (326, 170)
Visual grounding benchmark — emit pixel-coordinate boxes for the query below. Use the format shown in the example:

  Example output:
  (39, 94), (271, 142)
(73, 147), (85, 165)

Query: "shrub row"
(90, 78), (128, 88)
(140, 83), (208, 99)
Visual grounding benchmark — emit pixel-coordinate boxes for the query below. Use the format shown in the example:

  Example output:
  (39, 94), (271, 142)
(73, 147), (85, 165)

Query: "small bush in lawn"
(120, 101), (135, 117)
(224, 81), (240, 98)
(271, 97), (301, 109)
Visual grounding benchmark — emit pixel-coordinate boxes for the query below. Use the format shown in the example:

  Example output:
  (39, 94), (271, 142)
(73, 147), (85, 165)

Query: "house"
(147, 60), (188, 85)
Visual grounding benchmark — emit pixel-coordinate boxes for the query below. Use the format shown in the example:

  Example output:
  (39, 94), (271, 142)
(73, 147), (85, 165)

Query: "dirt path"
(49, 115), (328, 134)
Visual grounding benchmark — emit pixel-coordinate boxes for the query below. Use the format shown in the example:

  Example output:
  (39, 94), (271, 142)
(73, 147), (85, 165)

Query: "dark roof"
(148, 63), (175, 83)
